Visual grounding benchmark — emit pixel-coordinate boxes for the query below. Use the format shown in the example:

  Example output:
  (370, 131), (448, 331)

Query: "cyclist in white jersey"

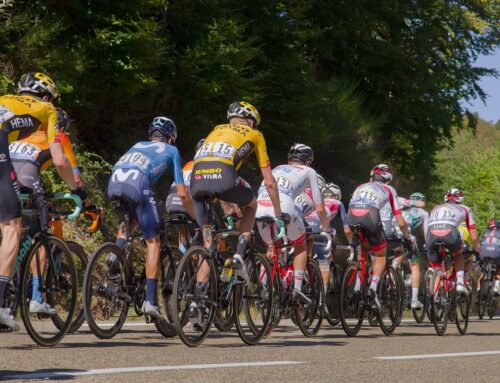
(426, 188), (480, 295)
(256, 144), (329, 304)
(347, 164), (411, 308)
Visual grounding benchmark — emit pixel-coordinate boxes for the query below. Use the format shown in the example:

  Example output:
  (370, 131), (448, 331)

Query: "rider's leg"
(0, 219), (22, 306)
(145, 235), (161, 305)
(293, 240), (307, 292)
(454, 250), (465, 284)
(235, 198), (257, 254)
(370, 246), (387, 292)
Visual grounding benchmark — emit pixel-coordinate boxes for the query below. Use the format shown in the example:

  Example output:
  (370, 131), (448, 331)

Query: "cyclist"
(189, 101), (282, 317)
(347, 164), (411, 308)
(256, 143), (329, 303)
(9, 107), (87, 314)
(305, 182), (353, 294)
(426, 188), (480, 295)
(479, 219), (500, 294)
(390, 192), (429, 309)
(107, 116), (189, 320)
(0, 72), (76, 331)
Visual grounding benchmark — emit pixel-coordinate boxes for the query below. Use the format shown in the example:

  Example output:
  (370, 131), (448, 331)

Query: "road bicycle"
(172, 194), (273, 346)
(82, 196), (179, 339)
(476, 257), (498, 319)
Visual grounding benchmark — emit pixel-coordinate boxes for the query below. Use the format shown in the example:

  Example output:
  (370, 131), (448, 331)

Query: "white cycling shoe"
(456, 283), (469, 296)
(142, 301), (164, 321)
(29, 300), (57, 315)
(0, 307), (20, 332)
(411, 300), (424, 309)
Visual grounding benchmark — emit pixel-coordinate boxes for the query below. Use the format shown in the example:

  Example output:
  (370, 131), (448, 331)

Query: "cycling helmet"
(148, 116), (177, 142)
(288, 143), (314, 164)
(322, 182), (342, 200)
(410, 192), (426, 201)
(316, 174), (326, 189)
(370, 163), (393, 182)
(227, 101), (261, 127)
(195, 138), (205, 152)
(444, 188), (464, 204)
(488, 219), (496, 230)
(18, 72), (59, 100)
(55, 108), (70, 133)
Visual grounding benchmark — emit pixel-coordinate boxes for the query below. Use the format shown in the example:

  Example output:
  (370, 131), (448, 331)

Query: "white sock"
(354, 272), (361, 291)
(411, 287), (419, 302)
(457, 270), (465, 285)
(392, 260), (399, 269)
(369, 275), (381, 291)
(294, 269), (305, 291)
(495, 280), (500, 288)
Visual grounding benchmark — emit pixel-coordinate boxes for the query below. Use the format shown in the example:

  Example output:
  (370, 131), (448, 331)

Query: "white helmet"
(316, 174), (326, 189)
(444, 188), (464, 204)
(322, 182), (342, 200)
(370, 163), (393, 182)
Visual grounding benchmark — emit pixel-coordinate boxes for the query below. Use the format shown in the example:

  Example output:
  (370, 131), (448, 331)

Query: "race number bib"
(9, 141), (42, 162)
(116, 151), (151, 171)
(195, 141), (236, 161)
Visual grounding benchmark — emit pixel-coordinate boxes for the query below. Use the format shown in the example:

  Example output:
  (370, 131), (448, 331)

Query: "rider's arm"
(339, 202), (353, 244)
(398, 197), (425, 209)
(261, 165), (282, 216)
(463, 206), (480, 251)
(308, 169), (329, 230)
(60, 133), (84, 188)
(470, 228), (480, 252)
(421, 209), (429, 238)
(49, 141), (77, 190)
(387, 188), (410, 238)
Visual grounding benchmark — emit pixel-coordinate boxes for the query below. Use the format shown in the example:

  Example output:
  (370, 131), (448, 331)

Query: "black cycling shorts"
(0, 131), (21, 222)
(426, 224), (462, 265)
(13, 160), (44, 195)
(165, 186), (191, 217)
(347, 206), (386, 251)
(190, 161), (254, 227)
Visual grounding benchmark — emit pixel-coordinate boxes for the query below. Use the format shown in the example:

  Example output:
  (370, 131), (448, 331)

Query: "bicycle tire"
(378, 266), (403, 335)
(455, 288), (469, 335)
(477, 277), (487, 319)
(424, 269), (434, 322)
(412, 274), (426, 324)
(430, 269), (448, 336)
(325, 262), (342, 327)
(172, 246), (217, 347)
(66, 241), (88, 333)
(161, 246), (183, 326)
(339, 263), (364, 336)
(82, 242), (130, 339)
(20, 236), (77, 346)
(265, 265), (283, 336)
(234, 252), (273, 344)
(367, 308), (379, 326)
(487, 291), (496, 319)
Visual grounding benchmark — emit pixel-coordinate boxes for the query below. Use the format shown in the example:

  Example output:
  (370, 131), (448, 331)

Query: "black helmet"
(148, 116), (177, 142)
(55, 108), (70, 133)
(288, 143), (314, 164)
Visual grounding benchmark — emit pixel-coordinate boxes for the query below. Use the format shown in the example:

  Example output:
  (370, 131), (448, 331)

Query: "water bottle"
(220, 257), (233, 283)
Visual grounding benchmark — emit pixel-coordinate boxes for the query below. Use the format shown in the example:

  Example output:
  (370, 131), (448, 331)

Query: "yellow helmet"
(18, 72), (59, 100)
(227, 101), (261, 127)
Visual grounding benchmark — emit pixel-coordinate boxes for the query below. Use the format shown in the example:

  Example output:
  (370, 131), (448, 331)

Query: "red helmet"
(444, 188), (464, 204)
(370, 164), (393, 182)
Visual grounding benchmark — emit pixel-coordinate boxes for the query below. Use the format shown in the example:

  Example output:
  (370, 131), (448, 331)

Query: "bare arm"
(343, 226), (353, 244)
(315, 203), (329, 231)
(470, 228), (480, 252)
(261, 165), (282, 216)
(396, 214), (410, 238)
(49, 142), (77, 190)
(176, 184), (195, 219)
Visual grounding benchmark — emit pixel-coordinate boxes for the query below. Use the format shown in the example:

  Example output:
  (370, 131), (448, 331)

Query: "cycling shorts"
(165, 186), (191, 218)
(0, 131), (21, 222)
(479, 244), (500, 265)
(256, 195), (306, 245)
(347, 206), (386, 252)
(107, 169), (161, 240)
(13, 160), (44, 196)
(426, 224), (462, 265)
(190, 161), (254, 227)
(305, 217), (335, 265)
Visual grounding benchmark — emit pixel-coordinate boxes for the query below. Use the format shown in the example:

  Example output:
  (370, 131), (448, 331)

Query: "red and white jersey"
(257, 164), (322, 203)
(295, 188), (315, 217)
(307, 198), (349, 227)
(349, 181), (402, 215)
(428, 203), (476, 230)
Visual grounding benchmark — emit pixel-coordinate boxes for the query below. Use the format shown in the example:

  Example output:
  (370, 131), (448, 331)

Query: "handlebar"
(20, 192), (82, 220)
(275, 217), (287, 240)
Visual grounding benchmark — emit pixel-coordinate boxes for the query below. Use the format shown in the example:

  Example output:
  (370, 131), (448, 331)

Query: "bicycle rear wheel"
(378, 266), (403, 335)
(424, 269), (434, 322)
(155, 246), (180, 337)
(430, 269), (448, 335)
(476, 277), (488, 319)
(82, 243), (130, 339)
(20, 236), (77, 346)
(325, 262), (342, 327)
(412, 273), (426, 324)
(234, 252), (273, 344)
(455, 289), (469, 335)
(340, 263), (364, 336)
(172, 246), (217, 347)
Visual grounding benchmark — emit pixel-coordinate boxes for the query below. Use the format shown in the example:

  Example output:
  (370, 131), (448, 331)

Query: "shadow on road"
(0, 369), (82, 381)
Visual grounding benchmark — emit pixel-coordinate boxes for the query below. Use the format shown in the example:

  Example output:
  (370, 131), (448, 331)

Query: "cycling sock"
(115, 237), (127, 248)
(236, 234), (250, 258)
(0, 276), (11, 307)
(32, 276), (43, 303)
(294, 269), (305, 291)
(354, 272), (361, 291)
(146, 278), (158, 306)
(456, 270), (465, 285)
(411, 287), (419, 302)
(369, 275), (381, 291)
(495, 280), (500, 288)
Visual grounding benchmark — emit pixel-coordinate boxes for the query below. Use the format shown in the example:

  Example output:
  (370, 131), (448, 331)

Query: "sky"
(464, 48), (500, 123)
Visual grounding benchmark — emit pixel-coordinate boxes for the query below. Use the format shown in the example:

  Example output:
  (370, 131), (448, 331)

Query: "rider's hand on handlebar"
(277, 213), (290, 224)
(404, 234), (416, 245)
(71, 187), (88, 203)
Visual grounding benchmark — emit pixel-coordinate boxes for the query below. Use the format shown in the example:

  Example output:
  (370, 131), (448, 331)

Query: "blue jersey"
(113, 141), (184, 185)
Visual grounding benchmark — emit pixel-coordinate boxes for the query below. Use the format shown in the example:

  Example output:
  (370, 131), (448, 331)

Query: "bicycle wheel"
(430, 269), (448, 336)
(65, 241), (87, 333)
(20, 236), (77, 346)
(487, 291), (496, 319)
(233, 252), (273, 344)
(378, 266), (403, 335)
(424, 269), (434, 322)
(172, 246), (217, 347)
(455, 288), (469, 335)
(214, 253), (236, 332)
(339, 263), (364, 336)
(325, 262), (342, 327)
(82, 243), (130, 339)
(476, 277), (488, 319)
(265, 266), (283, 336)
(412, 275), (426, 324)
(155, 246), (180, 338)
(367, 308), (379, 326)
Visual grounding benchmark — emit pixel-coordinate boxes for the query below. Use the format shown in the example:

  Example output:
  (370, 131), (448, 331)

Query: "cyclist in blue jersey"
(107, 116), (190, 320)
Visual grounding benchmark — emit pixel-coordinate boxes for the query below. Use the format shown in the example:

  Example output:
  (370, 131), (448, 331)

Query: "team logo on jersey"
(112, 168), (140, 182)
(194, 167), (223, 179)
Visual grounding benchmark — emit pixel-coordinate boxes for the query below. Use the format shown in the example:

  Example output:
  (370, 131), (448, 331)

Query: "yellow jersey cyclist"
(189, 101), (282, 319)
(0, 72), (80, 331)
(9, 108), (88, 315)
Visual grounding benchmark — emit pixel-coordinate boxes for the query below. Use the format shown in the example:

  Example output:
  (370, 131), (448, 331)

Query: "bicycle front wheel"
(455, 288), (469, 335)
(172, 246), (217, 347)
(339, 263), (364, 336)
(82, 243), (130, 339)
(476, 277), (488, 319)
(20, 236), (77, 346)
(325, 262), (342, 327)
(378, 266), (403, 335)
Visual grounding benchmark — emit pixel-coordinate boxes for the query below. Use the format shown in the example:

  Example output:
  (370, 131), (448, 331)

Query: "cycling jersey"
(479, 227), (500, 264)
(306, 198), (348, 229)
(295, 189), (315, 217)
(349, 182), (402, 214)
(113, 141), (184, 186)
(397, 208), (429, 237)
(428, 203), (476, 231)
(0, 94), (59, 222)
(194, 124), (269, 170)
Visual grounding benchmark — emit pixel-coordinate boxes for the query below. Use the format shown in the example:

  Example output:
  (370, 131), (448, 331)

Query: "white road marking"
(3, 361), (303, 380)
(81, 322), (154, 328)
(375, 351), (500, 360)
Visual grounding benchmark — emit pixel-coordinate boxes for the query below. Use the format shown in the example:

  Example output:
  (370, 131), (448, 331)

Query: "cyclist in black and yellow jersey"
(0, 72), (78, 331)
(189, 101), (282, 318)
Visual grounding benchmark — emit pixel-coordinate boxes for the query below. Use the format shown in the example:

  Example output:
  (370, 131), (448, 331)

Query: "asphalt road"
(1, 317), (499, 383)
